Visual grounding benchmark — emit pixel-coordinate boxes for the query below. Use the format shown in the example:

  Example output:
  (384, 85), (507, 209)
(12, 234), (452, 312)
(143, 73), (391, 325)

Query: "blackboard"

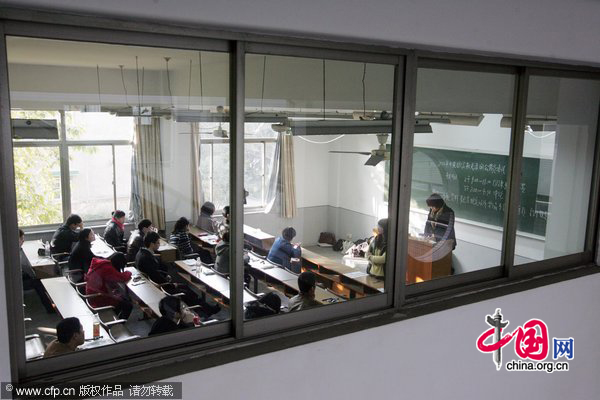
(410, 147), (551, 236)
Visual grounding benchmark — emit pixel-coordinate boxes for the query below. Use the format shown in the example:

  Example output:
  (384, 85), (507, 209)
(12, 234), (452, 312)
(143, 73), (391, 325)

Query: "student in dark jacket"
(244, 292), (281, 320)
(137, 232), (220, 318)
(126, 219), (154, 262)
(50, 214), (83, 255)
(68, 228), (96, 282)
(86, 253), (133, 319)
(19, 229), (55, 313)
(424, 193), (457, 250)
(169, 217), (195, 256)
(267, 227), (302, 272)
(148, 296), (195, 336)
(104, 210), (127, 251)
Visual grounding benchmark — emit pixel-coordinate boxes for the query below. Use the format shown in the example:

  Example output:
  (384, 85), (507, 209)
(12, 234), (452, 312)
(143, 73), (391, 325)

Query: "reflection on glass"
(407, 68), (515, 283)
(514, 76), (600, 264)
(242, 54), (395, 319)
(8, 36), (231, 359)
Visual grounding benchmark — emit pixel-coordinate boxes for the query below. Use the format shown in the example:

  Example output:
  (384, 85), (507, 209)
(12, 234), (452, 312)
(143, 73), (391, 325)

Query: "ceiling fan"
(329, 133), (390, 166)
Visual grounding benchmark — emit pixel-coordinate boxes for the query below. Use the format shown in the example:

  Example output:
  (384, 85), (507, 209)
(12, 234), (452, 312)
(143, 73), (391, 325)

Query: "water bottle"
(44, 241), (50, 257)
(93, 314), (100, 339)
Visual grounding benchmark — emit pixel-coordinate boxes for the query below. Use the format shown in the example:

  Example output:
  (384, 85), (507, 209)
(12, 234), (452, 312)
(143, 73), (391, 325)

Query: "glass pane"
(244, 143), (264, 207)
(244, 53), (395, 320)
(200, 144), (212, 201)
(7, 35), (231, 360)
(13, 147), (62, 226)
(114, 145), (133, 212)
(69, 145), (115, 220)
(66, 111), (134, 141)
(407, 68), (515, 284)
(514, 76), (600, 264)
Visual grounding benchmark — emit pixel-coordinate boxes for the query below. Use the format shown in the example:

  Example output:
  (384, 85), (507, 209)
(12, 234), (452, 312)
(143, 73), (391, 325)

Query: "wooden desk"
(246, 254), (343, 305)
(158, 239), (177, 262)
(301, 248), (384, 297)
(125, 267), (165, 317)
(406, 236), (452, 284)
(41, 277), (114, 349)
(92, 238), (116, 258)
(189, 225), (275, 252)
(173, 260), (257, 306)
(22, 240), (56, 278)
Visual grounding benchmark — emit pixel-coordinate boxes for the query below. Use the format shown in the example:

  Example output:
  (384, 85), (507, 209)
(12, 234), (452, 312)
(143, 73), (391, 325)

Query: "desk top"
(174, 261), (256, 304)
(22, 240), (54, 268)
(158, 238), (177, 252)
(125, 267), (165, 317)
(302, 248), (385, 291)
(92, 238), (116, 258)
(41, 277), (114, 347)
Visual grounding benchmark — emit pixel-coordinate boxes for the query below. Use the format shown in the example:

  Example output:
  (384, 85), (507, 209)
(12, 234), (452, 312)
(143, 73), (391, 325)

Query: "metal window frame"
(0, 7), (597, 385)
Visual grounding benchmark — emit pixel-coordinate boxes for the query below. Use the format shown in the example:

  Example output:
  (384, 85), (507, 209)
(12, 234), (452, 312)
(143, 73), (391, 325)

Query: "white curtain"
(131, 118), (166, 230)
(265, 131), (297, 218)
(191, 123), (204, 224)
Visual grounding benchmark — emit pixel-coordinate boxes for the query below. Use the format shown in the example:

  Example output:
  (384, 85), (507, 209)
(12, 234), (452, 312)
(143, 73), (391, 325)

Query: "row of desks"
(22, 237), (177, 279)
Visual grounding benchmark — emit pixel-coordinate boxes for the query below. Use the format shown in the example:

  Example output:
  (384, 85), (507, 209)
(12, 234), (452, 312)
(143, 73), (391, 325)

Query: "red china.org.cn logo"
(476, 308), (573, 373)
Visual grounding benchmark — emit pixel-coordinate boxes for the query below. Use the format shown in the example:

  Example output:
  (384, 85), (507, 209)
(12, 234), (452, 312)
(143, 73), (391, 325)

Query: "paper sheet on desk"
(183, 259), (197, 266)
(344, 271), (368, 279)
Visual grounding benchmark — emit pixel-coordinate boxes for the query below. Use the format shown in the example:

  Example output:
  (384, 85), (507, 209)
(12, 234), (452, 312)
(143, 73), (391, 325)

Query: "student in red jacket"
(85, 252), (133, 319)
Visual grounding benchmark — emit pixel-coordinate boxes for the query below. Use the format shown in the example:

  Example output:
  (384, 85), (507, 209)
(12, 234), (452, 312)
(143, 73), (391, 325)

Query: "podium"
(406, 236), (453, 284)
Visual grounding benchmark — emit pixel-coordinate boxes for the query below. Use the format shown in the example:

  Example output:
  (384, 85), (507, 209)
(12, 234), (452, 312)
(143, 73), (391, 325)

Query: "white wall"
(171, 273), (600, 400)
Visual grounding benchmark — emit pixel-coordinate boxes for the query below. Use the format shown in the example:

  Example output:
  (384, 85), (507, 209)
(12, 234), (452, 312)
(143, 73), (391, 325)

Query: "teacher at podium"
(424, 193), (456, 250)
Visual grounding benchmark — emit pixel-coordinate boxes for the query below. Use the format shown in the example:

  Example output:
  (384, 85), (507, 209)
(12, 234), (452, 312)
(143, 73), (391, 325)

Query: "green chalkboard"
(410, 147), (551, 236)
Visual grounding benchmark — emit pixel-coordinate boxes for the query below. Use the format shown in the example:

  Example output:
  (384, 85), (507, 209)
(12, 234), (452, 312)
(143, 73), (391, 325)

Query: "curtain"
(131, 118), (166, 230)
(264, 131), (297, 218)
(191, 122), (204, 223)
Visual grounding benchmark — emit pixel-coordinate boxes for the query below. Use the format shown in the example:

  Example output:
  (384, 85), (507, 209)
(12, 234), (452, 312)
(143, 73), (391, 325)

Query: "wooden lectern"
(406, 236), (453, 284)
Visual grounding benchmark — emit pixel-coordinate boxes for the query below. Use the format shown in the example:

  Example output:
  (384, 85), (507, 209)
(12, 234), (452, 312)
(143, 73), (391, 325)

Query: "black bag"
(318, 232), (336, 245)
(332, 239), (344, 252)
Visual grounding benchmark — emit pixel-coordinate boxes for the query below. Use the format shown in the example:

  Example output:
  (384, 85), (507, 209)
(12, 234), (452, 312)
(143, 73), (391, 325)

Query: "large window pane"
(7, 36), (231, 362)
(514, 76), (600, 264)
(69, 145), (115, 220)
(13, 147), (62, 226)
(407, 68), (515, 284)
(244, 53), (395, 320)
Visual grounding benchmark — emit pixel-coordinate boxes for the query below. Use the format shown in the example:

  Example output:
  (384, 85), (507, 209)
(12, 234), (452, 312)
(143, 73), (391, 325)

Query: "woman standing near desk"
(267, 227), (301, 273)
(424, 193), (456, 250)
(366, 218), (387, 278)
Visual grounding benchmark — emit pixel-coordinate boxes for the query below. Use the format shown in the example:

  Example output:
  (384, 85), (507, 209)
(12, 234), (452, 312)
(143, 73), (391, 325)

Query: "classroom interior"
(9, 36), (598, 360)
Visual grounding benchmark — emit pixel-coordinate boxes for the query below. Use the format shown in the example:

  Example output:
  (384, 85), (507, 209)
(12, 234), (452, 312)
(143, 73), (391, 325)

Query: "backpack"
(332, 239), (344, 252)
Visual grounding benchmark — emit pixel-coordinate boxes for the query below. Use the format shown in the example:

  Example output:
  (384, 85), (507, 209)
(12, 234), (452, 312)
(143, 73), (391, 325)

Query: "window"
(243, 52), (397, 327)
(12, 110), (133, 227)
(198, 123), (276, 210)
(406, 65), (516, 284)
(514, 75), (600, 264)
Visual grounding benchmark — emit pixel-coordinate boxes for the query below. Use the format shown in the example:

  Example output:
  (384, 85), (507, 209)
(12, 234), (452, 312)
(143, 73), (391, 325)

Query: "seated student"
(86, 252), (133, 320)
(50, 214), (83, 255)
(126, 219), (153, 262)
(288, 272), (320, 312)
(366, 218), (387, 278)
(68, 228), (96, 281)
(244, 292), (282, 319)
(169, 217), (195, 257)
(137, 232), (220, 318)
(218, 206), (230, 237)
(43, 317), (85, 358)
(214, 230), (250, 276)
(104, 210), (127, 251)
(19, 229), (55, 313)
(148, 296), (195, 336)
(267, 227), (302, 272)
(196, 201), (216, 233)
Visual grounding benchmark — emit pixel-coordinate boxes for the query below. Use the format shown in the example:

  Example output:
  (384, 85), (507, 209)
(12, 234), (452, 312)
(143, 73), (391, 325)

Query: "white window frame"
(12, 110), (133, 229)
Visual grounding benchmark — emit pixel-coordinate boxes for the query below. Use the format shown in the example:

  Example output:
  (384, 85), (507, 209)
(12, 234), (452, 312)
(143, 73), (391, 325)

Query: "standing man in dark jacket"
(126, 219), (153, 262)
(424, 193), (457, 250)
(50, 214), (83, 255)
(104, 210), (127, 251)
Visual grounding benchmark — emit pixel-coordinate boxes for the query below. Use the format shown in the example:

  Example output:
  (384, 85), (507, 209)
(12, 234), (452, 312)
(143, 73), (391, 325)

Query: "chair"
(25, 334), (46, 360)
(65, 269), (85, 287)
(104, 322), (140, 343)
(50, 252), (70, 276)
(250, 250), (266, 260)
